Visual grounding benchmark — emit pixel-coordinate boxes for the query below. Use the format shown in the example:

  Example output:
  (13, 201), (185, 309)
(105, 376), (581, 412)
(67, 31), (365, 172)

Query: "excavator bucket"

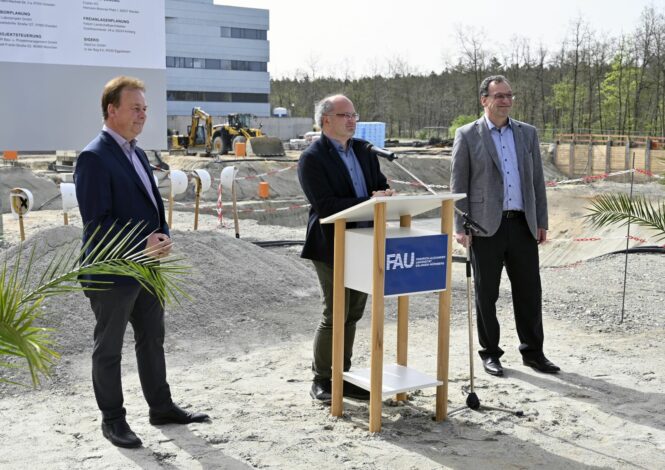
(247, 136), (285, 157)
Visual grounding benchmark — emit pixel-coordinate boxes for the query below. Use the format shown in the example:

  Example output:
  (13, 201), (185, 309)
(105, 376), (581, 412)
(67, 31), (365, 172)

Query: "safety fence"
(552, 134), (665, 178)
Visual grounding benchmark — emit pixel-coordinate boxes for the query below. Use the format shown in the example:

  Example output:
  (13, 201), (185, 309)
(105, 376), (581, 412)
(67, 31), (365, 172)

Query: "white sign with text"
(0, 0), (164, 68)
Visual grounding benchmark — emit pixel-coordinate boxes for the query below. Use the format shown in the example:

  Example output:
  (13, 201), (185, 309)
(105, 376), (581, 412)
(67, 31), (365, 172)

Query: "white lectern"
(320, 193), (465, 432)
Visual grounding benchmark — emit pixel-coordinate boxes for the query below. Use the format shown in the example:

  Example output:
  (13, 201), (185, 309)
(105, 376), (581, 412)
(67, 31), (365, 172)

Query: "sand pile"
(1, 225), (320, 362)
(0, 166), (61, 213)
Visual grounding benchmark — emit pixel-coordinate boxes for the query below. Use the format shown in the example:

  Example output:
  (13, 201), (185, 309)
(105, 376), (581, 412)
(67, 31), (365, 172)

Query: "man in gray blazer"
(451, 75), (559, 376)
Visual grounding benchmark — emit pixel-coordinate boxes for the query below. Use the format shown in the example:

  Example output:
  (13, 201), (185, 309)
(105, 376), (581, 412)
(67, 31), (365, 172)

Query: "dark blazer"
(298, 134), (389, 265)
(451, 117), (548, 238)
(74, 130), (169, 285)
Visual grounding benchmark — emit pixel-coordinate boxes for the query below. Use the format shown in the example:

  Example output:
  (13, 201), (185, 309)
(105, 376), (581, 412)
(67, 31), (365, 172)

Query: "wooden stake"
(18, 213), (25, 241)
(168, 189), (174, 228)
(369, 202), (386, 433)
(231, 182), (240, 238)
(63, 212), (69, 226)
(396, 214), (411, 402)
(193, 177), (201, 230)
(331, 218), (346, 417)
(436, 200), (454, 421)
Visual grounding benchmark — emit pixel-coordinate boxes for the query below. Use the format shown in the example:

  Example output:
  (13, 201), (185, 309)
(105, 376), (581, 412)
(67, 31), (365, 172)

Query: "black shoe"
(309, 379), (332, 403)
(523, 356), (560, 373)
(149, 403), (210, 425)
(101, 420), (142, 448)
(343, 381), (370, 400)
(482, 357), (504, 376)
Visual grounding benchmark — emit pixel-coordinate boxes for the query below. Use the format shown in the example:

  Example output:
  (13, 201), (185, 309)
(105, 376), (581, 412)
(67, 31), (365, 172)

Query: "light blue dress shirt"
(331, 139), (368, 198)
(103, 125), (159, 211)
(483, 116), (524, 211)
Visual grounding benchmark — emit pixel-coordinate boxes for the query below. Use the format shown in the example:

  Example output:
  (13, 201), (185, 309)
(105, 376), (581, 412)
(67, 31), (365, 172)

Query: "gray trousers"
(312, 261), (368, 381)
(86, 284), (173, 423)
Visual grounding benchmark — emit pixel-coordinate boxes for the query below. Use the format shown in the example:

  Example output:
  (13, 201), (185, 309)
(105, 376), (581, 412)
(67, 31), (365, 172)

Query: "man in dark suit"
(451, 75), (560, 377)
(75, 76), (208, 449)
(298, 94), (394, 403)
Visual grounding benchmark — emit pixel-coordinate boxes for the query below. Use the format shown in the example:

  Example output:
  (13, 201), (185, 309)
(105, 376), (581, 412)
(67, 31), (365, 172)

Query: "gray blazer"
(450, 117), (548, 238)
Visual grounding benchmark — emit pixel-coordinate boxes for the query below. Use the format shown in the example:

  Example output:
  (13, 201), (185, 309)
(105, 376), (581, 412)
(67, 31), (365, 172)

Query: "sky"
(214, 0), (661, 79)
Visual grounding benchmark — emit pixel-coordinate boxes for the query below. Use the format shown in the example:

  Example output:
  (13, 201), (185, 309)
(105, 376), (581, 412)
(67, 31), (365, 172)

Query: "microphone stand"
(377, 147), (523, 418)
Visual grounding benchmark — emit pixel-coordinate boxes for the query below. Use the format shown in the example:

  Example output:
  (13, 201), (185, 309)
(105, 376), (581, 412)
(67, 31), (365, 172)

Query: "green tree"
(600, 49), (639, 134)
(449, 114), (479, 137)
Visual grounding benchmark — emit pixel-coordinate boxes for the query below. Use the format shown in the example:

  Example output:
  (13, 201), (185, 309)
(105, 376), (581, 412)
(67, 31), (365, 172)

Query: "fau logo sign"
(384, 234), (448, 296)
(386, 252), (415, 270)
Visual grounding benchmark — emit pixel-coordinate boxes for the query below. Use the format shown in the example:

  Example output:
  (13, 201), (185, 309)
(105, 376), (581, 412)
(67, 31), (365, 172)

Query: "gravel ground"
(1, 158), (664, 469)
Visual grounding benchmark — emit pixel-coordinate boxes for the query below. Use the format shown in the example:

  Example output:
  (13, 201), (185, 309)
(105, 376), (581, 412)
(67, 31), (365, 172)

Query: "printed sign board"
(0, 0), (164, 68)
(384, 234), (448, 296)
(0, 0), (166, 150)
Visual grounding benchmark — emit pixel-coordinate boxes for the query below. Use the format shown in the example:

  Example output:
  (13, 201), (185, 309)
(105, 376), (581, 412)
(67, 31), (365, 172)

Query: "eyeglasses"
(486, 93), (515, 101)
(326, 112), (360, 121)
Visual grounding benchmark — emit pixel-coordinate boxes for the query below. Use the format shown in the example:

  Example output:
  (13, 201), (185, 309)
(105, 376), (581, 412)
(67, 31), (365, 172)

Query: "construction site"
(2, 0), (665, 468)
(1, 140), (664, 469)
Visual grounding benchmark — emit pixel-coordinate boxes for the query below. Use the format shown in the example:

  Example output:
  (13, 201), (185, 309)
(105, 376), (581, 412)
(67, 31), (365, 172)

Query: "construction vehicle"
(169, 107), (215, 156)
(213, 113), (285, 157)
(169, 108), (285, 157)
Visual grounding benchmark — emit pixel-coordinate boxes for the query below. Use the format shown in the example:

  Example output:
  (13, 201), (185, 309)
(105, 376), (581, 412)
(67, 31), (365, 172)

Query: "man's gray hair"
(479, 75), (511, 97)
(314, 95), (340, 128)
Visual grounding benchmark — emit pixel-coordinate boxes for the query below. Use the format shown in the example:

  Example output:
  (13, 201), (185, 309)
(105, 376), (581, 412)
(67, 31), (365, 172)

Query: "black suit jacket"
(74, 130), (169, 285)
(298, 134), (389, 265)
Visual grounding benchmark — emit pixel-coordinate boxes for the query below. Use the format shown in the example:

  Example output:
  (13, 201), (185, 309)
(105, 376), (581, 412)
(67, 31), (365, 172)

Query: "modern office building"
(165, 0), (270, 117)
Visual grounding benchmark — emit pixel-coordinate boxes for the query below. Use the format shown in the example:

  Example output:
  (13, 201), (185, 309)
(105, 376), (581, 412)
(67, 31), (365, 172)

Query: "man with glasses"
(298, 94), (395, 403)
(451, 75), (560, 377)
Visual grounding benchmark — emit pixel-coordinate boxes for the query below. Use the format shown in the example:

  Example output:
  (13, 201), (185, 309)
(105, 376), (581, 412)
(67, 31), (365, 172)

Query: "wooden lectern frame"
(320, 193), (465, 433)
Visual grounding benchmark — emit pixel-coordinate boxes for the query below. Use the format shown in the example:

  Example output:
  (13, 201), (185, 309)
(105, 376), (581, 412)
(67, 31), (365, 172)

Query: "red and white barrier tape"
(234, 164), (297, 181)
(547, 234), (662, 245)
(216, 183), (229, 228)
(546, 168), (663, 187)
(388, 179), (448, 189)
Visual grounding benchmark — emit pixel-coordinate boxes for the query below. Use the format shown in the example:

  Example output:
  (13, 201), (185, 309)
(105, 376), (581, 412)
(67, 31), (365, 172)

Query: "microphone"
(367, 143), (397, 161)
(455, 208), (488, 234)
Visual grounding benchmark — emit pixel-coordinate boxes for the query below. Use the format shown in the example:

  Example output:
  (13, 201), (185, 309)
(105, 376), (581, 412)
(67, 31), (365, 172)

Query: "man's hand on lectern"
(372, 189), (395, 197)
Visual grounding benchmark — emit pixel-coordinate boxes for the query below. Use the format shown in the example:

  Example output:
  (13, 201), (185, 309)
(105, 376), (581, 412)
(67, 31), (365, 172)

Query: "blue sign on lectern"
(384, 234), (448, 296)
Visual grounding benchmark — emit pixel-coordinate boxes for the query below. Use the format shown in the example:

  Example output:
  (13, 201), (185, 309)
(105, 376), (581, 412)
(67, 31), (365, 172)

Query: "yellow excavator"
(168, 107), (215, 156)
(169, 107), (285, 157)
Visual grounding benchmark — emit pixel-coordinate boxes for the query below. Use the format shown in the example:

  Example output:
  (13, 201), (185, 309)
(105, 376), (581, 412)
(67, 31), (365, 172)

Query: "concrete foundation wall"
(553, 142), (665, 177)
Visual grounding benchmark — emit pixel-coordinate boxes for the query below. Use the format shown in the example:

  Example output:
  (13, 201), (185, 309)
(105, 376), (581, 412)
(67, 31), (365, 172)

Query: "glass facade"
(167, 90), (269, 103)
(220, 26), (267, 40)
(166, 56), (267, 72)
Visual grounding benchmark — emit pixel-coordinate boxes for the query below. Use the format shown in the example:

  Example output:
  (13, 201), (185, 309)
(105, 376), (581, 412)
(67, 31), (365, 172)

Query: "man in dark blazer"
(298, 94), (394, 403)
(451, 75), (560, 377)
(75, 76), (208, 449)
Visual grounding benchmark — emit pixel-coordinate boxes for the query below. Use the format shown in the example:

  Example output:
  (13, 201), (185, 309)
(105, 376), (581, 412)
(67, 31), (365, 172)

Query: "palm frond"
(0, 261), (60, 387)
(585, 193), (665, 241)
(1, 222), (190, 387)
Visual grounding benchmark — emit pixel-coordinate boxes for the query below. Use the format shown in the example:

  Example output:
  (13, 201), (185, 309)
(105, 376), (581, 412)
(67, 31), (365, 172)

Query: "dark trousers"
(471, 214), (544, 361)
(86, 284), (173, 423)
(311, 260), (368, 381)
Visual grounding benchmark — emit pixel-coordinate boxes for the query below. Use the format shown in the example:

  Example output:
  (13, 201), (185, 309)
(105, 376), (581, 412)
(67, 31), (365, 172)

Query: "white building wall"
(165, 0), (271, 117)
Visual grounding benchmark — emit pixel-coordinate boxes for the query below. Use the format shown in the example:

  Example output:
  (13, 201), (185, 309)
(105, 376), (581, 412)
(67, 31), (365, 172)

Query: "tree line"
(270, 6), (665, 142)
